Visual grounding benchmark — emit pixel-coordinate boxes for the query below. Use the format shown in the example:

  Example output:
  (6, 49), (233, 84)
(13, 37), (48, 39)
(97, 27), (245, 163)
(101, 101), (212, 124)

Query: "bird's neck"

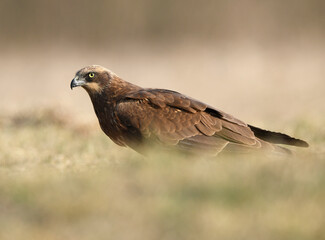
(86, 77), (141, 146)
(106, 76), (142, 101)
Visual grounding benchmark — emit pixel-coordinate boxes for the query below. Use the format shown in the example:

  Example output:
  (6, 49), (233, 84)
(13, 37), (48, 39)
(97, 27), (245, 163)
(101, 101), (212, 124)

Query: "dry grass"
(0, 109), (324, 240)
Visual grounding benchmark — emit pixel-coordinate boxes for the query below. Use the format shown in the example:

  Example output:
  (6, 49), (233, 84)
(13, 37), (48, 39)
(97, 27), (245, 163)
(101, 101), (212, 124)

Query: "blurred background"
(0, 0), (324, 126)
(1, 1), (325, 240)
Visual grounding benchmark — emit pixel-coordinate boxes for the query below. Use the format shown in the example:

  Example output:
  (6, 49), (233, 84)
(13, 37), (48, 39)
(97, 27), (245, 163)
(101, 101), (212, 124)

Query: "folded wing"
(115, 89), (265, 154)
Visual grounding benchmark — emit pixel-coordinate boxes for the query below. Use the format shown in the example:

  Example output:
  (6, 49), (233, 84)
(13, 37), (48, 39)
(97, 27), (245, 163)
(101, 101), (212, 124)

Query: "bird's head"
(70, 65), (116, 93)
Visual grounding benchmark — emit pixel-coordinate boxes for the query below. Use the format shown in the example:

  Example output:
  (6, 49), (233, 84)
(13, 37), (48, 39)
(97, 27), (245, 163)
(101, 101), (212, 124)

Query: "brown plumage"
(70, 65), (308, 155)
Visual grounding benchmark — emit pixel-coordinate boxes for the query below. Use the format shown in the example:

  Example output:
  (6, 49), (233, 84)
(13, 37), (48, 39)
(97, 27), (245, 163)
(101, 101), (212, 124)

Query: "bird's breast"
(95, 108), (125, 146)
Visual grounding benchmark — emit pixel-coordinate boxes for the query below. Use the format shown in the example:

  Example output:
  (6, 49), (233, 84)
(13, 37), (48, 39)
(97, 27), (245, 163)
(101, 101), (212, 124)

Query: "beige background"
(1, 0), (324, 127)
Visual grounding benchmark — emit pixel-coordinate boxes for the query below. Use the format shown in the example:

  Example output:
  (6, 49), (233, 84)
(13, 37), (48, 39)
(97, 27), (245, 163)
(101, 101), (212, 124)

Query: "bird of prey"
(70, 65), (308, 155)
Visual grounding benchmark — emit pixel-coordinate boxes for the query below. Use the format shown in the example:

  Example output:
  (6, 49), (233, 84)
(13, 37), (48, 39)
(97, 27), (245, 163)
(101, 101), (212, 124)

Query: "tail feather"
(248, 125), (309, 148)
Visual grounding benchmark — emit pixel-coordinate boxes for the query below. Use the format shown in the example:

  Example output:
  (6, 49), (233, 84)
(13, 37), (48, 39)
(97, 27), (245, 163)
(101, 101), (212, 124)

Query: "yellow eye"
(89, 72), (95, 78)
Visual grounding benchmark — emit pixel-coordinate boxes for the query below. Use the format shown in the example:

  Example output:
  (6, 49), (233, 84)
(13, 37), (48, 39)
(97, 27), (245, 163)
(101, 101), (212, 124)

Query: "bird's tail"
(248, 125), (309, 147)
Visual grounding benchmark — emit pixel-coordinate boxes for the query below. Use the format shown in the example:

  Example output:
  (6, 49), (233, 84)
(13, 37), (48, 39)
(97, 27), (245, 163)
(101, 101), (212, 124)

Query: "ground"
(0, 109), (324, 240)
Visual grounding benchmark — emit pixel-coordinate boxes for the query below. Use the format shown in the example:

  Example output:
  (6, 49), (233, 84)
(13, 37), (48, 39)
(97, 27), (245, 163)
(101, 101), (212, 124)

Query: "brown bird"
(70, 65), (308, 155)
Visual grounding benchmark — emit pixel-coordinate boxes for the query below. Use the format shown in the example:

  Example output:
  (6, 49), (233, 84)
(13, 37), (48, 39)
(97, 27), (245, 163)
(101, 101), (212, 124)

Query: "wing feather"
(218, 128), (257, 145)
(118, 89), (262, 151)
(179, 135), (229, 154)
(221, 120), (255, 138)
(195, 122), (216, 136)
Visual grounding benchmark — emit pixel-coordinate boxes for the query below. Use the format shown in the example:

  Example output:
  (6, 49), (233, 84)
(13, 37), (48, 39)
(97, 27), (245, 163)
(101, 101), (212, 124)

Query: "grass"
(0, 109), (324, 240)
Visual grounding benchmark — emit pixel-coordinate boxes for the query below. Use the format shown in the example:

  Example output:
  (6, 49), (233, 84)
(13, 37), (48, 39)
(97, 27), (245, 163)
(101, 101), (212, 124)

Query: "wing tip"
(248, 125), (309, 148)
(294, 139), (309, 148)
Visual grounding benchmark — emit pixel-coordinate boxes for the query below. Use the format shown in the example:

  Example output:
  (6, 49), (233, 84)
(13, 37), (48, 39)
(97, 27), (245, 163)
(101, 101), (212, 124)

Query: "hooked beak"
(70, 76), (86, 90)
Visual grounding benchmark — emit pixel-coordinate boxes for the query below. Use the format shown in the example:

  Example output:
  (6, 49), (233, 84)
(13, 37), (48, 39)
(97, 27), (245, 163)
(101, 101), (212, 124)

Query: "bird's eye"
(89, 72), (95, 78)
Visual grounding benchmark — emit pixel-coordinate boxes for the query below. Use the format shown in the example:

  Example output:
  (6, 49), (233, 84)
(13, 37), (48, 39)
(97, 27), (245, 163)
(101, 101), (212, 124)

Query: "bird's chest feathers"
(97, 107), (124, 141)
(91, 96), (126, 145)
